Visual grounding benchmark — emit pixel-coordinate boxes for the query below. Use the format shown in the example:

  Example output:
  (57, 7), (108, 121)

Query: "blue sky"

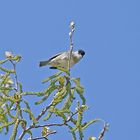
(0, 0), (139, 140)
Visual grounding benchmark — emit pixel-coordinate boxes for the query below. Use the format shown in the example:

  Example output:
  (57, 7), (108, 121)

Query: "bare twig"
(28, 130), (57, 140)
(19, 110), (78, 140)
(29, 137), (48, 140)
(68, 21), (75, 71)
(32, 111), (78, 129)
(19, 103), (53, 140)
(98, 122), (109, 140)
(36, 103), (53, 121)
(10, 60), (19, 91)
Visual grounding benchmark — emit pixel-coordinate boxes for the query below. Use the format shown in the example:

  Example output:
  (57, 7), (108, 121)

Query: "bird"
(39, 49), (85, 69)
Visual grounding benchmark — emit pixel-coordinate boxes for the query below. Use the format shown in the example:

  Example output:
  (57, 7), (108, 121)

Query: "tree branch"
(19, 110), (78, 140)
(68, 21), (75, 72)
(10, 60), (19, 92)
(19, 103), (53, 140)
(36, 103), (53, 121)
(28, 130), (57, 140)
(33, 111), (78, 129)
(98, 122), (109, 140)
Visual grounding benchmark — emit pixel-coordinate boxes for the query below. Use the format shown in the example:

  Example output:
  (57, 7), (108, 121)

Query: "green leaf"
(22, 108), (38, 124)
(82, 119), (100, 130)
(0, 59), (9, 64)
(35, 96), (49, 105)
(42, 71), (62, 83)
(43, 112), (53, 121)
(53, 108), (67, 121)
(23, 100), (31, 110)
(0, 73), (10, 86)
(67, 125), (76, 140)
(0, 108), (10, 134)
(79, 127), (84, 140)
(3, 96), (17, 103)
(75, 86), (84, 94)
(22, 92), (44, 96)
(72, 78), (86, 104)
(0, 66), (15, 73)
(5, 104), (15, 119)
(60, 81), (76, 110)
(70, 118), (77, 125)
(20, 119), (27, 130)
(26, 130), (33, 139)
(19, 83), (23, 93)
(75, 87), (86, 105)
(72, 78), (81, 87)
(71, 126), (78, 132)
(72, 78), (84, 94)
(57, 67), (70, 75)
(76, 111), (83, 128)
(0, 86), (13, 91)
(13, 93), (21, 102)
(0, 120), (15, 132)
(35, 84), (58, 105)
(52, 86), (67, 105)
(88, 137), (96, 140)
(12, 55), (21, 62)
(57, 76), (65, 86)
(10, 119), (19, 140)
(71, 105), (83, 133)
(62, 88), (75, 110)
(42, 127), (49, 136)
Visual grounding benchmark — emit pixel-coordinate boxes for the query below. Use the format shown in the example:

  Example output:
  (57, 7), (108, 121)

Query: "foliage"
(0, 52), (108, 140)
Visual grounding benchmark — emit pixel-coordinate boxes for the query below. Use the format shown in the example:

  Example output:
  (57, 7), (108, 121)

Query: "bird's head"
(78, 49), (85, 57)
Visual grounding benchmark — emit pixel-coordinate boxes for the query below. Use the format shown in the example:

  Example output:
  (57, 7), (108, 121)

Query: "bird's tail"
(39, 60), (49, 67)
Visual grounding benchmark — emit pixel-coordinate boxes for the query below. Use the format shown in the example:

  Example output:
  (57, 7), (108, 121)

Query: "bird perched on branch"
(39, 49), (85, 69)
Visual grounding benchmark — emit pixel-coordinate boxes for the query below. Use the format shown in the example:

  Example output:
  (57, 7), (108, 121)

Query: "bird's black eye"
(78, 50), (85, 56)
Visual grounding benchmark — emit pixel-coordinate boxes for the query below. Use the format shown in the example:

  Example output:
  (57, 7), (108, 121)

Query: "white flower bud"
(5, 83), (10, 88)
(69, 32), (72, 37)
(70, 21), (75, 29)
(46, 127), (50, 130)
(75, 107), (78, 111)
(5, 51), (13, 58)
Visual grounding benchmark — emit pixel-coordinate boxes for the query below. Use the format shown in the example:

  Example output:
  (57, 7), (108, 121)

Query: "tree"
(0, 21), (108, 140)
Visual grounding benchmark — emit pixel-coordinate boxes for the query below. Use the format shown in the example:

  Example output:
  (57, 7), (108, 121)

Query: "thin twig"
(30, 111), (78, 130)
(36, 103), (53, 121)
(32, 111), (78, 129)
(98, 122), (109, 140)
(10, 60), (19, 92)
(68, 21), (75, 71)
(29, 137), (48, 140)
(19, 103), (53, 140)
(19, 110), (78, 140)
(28, 130), (57, 140)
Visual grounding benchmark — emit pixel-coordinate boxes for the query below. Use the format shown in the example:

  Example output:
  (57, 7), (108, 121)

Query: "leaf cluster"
(0, 52), (107, 140)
